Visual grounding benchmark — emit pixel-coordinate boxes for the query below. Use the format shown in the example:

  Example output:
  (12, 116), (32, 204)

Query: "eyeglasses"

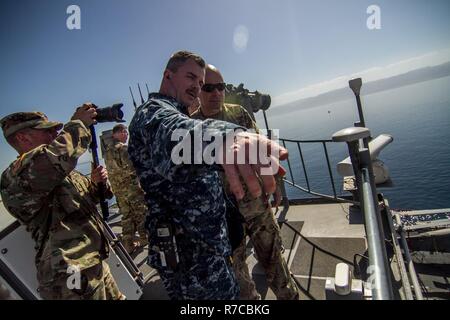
(201, 83), (226, 93)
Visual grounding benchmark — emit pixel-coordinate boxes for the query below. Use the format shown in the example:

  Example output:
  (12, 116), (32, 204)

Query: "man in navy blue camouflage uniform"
(128, 51), (288, 300)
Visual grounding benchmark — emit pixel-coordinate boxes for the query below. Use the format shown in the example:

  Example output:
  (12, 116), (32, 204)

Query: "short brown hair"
(112, 124), (127, 134)
(165, 51), (206, 73)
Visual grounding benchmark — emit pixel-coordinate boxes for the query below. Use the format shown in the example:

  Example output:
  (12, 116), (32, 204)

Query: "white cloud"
(273, 48), (450, 107)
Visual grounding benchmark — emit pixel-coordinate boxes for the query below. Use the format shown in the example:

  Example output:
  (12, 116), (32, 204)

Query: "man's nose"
(192, 84), (201, 95)
(211, 87), (223, 95)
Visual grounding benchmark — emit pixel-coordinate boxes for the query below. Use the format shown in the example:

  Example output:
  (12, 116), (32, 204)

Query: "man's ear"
(164, 70), (172, 80)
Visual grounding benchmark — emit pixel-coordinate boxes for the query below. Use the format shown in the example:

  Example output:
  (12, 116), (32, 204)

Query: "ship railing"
(275, 127), (395, 299)
(267, 78), (397, 299)
(273, 135), (361, 299)
(331, 126), (394, 299)
(278, 137), (356, 204)
(275, 135), (358, 299)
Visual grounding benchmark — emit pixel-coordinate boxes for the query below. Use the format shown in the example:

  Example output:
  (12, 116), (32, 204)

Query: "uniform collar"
(199, 105), (224, 119)
(149, 92), (189, 115)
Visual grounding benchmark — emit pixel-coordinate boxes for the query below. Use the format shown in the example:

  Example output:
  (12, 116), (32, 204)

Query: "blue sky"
(1, 0), (449, 171)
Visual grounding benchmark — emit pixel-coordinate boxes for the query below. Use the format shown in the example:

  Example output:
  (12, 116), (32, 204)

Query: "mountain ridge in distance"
(270, 61), (450, 116)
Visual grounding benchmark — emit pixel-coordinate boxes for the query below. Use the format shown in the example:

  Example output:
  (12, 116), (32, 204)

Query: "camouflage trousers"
(232, 206), (299, 300)
(150, 248), (240, 300)
(39, 261), (125, 300)
(116, 193), (148, 252)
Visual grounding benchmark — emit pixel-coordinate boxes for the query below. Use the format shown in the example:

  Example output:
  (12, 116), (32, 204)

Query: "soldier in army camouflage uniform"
(128, 51), (288, 300)
(192, 64), (299, 300)
(0, 106), (124, 300)
(104, 124), (148, 253)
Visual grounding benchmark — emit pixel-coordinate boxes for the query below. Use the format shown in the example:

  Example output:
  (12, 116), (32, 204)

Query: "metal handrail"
(279, 137), (358, 205)
(330, 127), (394, 300)
(278, 136), (394, 300)
(359, 167), (394, 299)
(278, 128), (395, 299)
(271, 77), (400, 299)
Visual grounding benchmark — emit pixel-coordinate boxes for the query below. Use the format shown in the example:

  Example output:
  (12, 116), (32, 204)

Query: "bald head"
(205, 64), (223, 81)
(200, 64), (226, 117)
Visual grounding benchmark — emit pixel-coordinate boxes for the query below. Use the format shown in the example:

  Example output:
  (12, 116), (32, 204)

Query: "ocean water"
(257, 76), (450, 210)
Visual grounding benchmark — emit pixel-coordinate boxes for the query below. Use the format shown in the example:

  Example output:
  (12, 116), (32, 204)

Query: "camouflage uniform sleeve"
(118, 144), (135, 171)
(241, 108), (259, 133)
(134, 101), (244, 181)
(0, 120), (91, 222)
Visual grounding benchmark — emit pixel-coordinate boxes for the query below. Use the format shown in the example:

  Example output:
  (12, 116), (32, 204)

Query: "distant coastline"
(270, 61), (450, 116)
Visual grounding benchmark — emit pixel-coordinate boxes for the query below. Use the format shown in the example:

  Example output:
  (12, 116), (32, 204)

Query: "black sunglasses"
(201, 83), (226, 92)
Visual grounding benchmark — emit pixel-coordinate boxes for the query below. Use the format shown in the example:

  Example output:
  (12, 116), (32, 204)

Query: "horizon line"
(272, 48), (450, 108)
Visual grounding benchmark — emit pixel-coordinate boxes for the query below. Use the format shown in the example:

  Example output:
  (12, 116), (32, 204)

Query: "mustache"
(186, 89), (197, 97)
